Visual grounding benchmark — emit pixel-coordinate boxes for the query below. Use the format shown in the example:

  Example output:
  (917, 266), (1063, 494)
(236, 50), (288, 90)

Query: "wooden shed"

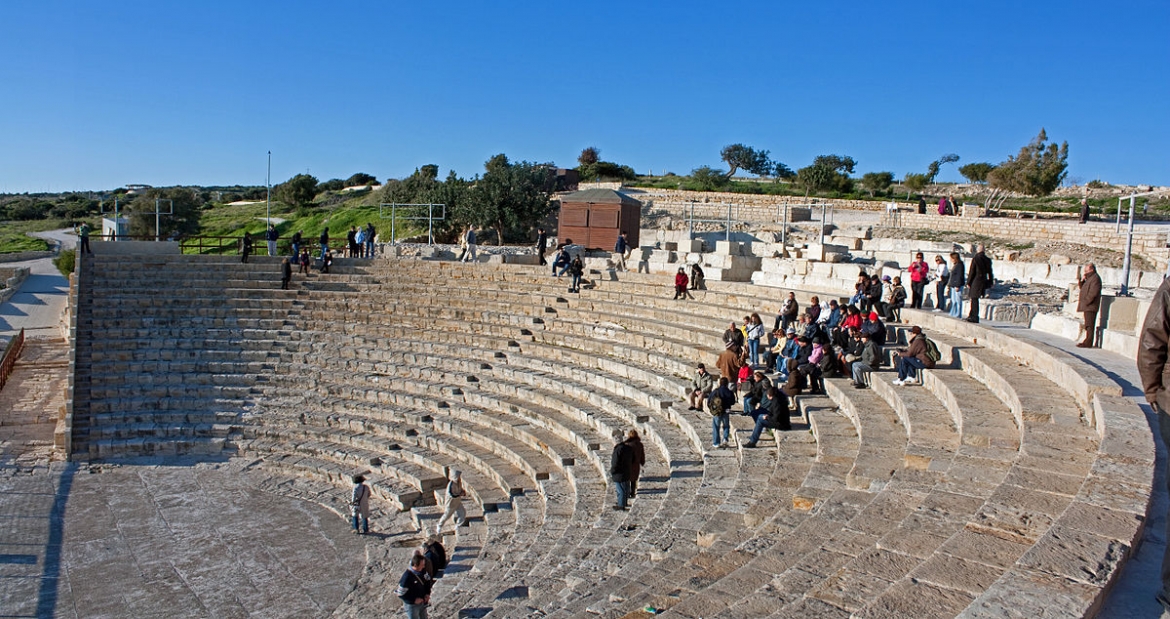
(557, 188), (642, 251)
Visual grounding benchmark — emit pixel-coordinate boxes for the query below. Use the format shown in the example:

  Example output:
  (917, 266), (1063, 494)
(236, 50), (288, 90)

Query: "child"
(299, 249), (311, 275)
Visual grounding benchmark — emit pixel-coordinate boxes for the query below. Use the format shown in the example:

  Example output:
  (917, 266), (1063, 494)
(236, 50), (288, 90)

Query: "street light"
(266, 151), (272, 228)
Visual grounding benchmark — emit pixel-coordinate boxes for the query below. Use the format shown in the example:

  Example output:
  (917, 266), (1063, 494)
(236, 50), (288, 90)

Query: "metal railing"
(0, 328), (26, 392)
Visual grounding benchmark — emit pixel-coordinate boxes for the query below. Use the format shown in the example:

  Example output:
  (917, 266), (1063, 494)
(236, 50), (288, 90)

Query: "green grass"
(188, 193), (425, 254)
(0, 219), (74, 253)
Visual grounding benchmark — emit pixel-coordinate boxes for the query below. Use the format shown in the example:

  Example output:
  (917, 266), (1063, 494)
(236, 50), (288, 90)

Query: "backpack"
(707, 393), (725, 416)
(924, 337), (942, 363)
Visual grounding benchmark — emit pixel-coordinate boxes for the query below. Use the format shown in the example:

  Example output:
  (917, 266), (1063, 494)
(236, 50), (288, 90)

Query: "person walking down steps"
(350, 474), (371, 534)
(434, 470), (466, 534)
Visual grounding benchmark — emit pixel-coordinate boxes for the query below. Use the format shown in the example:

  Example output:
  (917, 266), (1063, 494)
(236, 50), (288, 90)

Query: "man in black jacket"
(966, 244), (994, 323)
(610, 432), (635, 510)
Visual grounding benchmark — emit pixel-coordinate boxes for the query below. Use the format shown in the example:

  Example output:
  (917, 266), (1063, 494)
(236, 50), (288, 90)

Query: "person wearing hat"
(892, 326), (935, 386)
(687, 363), (715, 411)
(434, 469), (466, 534)
(716, 341), (742, 384)
(351, 474), (371, 534)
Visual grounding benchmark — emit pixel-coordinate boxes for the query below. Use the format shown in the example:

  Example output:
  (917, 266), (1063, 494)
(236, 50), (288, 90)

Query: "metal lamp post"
(266, 151), (271, 228)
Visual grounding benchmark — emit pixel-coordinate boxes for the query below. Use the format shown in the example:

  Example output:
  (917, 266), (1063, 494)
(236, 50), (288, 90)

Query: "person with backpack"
(743, 386), (791, 447)
(434, 470), (466, 534)
(892, 326), (937, 386)
(610, 431), (635, 510)
(396, 554), (434, 619)
(350, 474), (371, 534)
(707, 377), (737, 449)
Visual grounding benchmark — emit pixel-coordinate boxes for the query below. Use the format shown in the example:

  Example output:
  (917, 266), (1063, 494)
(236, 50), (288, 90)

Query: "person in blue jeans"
(947, 252), (966, 319)
(350, 474), (370, 534)
(707, 377), (737, 448)
(892, 326), (935, 385)
(744, 386), (791, 447)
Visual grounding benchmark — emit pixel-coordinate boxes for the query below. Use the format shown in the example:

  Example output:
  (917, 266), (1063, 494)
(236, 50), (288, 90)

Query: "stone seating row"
(68, 253), (1146, 613)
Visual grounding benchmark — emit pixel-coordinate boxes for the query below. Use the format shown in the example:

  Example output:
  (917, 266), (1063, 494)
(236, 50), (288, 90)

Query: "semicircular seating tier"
(69, 253), (1153, 618)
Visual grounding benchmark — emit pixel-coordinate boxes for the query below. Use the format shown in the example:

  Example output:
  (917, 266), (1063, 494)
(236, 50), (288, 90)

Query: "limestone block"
(1138, 271), (1165, 290)
(825, 252), (849, 263)
(504, 254), (540, 265)
(486, 254), (506, 264)
(685, 252), (702, 265)
(803, 244), (825, 261)
(1049, 265), (1081, 286)
(792, 260), (809, 276)
(1101, 296), (1139, 332)
(663, 242), (678, 251)
(715, 241), (742, 255)
(1101, 329), (1139, 359)
(810, 262), (833, 276)
(833, 264), (863, 281)
(649, 250), (677, 264)
(829, 236), (863, 250)
(1031, 312), (1084, 342)
(682, 239), (704, 253)
(1048, 253), (1071, 266)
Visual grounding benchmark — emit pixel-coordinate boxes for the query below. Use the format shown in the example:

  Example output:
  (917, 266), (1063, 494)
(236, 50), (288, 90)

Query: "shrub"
(54, 250), (75, 276)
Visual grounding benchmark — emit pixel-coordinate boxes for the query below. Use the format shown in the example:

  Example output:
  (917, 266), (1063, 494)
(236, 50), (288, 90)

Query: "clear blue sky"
(1, 0), (1166, 193)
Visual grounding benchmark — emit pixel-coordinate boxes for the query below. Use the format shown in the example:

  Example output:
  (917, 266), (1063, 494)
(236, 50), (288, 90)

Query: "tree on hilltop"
(959, 162), (996, 185)
(689, 166), (731, 191)
(860, 171), (895, 198)
(926, 154), (960, 183)
(578, 147), (600, 167)
(127, 187), (203, 239)
(796, 155), (856, 196)
(345, 172), (378, 187)
(459, 154), (555, 244)
(720, 144), (774, 178)
(979, 129), (1068, 214)
(275, 174), (319, 208)
(902, 173), (929, 199)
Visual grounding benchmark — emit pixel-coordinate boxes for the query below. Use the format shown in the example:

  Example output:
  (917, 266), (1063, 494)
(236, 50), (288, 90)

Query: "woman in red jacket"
(908, 252), (930, 309)
(673, 268), (692, 300)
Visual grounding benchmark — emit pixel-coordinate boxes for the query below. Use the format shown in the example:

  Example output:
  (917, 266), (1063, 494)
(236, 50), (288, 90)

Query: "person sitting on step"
(744, 386), (791, 447)
(892, 326), (935, 386)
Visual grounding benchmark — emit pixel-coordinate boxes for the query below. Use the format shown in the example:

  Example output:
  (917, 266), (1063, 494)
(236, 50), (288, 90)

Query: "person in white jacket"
(434, 470), (467, 534)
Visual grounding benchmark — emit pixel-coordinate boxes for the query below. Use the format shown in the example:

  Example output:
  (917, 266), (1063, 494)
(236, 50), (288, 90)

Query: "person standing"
(933, 255), (949, 312)
(365, 222), (376, 258)
(610, 431), (635, 510)
(1077, 263), (1102, 348)
(241, 231), (253, 263)
(78, 222), (93, 254)
(280, 257), (292, 290)
(347, 226), (359, 258)
(355, 225), (366, 257)
(947, 252), (966, 319)
(568, 255), (584, 293)
(461, 226), (477, 263)
(291, 230), (302, 258)
(614, 230), (630, 270)
(536, 227), (548, 265)
(350, 474), (371, 534)
(1079, 199), (1091, 224)
(396, 555), (434, 619)
(319, 228), (329, 259)
(908, 252), (930, 309)
(966, 244), (994, 323)
(625, 429), (645, 498)
(917, 196), (927, 215)
(265, 224), (279, 256)
(1137, 278), (1170, 612)
(298, 249), (311, 275)
(434, 470), (466, 534)
(707, 377), (737, 449)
